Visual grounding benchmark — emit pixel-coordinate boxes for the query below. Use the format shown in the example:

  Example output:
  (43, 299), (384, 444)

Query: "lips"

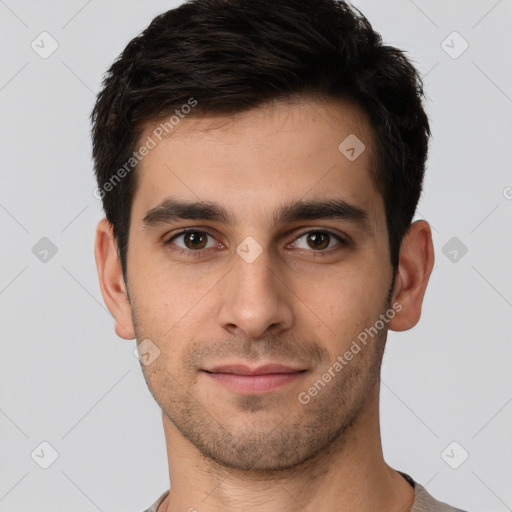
(202, 363), (307, 394)
(203, 363), (306, 375)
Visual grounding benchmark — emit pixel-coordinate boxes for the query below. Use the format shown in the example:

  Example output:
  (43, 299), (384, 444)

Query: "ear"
(388, 220), (435, 332)
(94, 218), (136, 339)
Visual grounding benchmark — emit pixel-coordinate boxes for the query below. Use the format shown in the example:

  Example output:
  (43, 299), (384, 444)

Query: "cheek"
(129, 263), (215, 348)
(129, 240), (198, 305)
(295, 260), (390, 344)
(309, 284), (381, 341)
(135, 279), (194, 321)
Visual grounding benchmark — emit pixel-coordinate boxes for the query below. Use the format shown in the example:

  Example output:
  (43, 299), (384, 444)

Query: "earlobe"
(388, 220), (435, 332)
(94, 218), (136, 340)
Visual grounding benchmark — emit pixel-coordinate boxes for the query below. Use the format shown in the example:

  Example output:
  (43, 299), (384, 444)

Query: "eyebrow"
(142, 197), (373, 234)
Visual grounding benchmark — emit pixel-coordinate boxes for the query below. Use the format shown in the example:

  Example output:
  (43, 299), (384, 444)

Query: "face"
(125, 97), (396, 471)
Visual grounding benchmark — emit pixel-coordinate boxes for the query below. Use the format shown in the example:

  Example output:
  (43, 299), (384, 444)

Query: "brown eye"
(182, 231), (208, 250)
(306, 231), (330, 250)
(292, 230), (346, 253)
(166, 229), (217, 252)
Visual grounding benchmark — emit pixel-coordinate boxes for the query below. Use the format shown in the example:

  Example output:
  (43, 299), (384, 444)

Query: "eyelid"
(288, 228), (349, 252)
(164, 227), (349, 254)
(164, 227), (220, 246)
(291, 227), (349, 244)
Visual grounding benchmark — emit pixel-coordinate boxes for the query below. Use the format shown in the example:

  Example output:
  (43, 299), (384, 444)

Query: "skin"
(95, 96), (434, 512)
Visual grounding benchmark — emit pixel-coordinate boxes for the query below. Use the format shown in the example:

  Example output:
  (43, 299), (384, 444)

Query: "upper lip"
(203, 363), (306, 375)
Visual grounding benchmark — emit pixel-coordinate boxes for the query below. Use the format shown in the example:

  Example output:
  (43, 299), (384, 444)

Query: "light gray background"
(1, 0), (511, 510)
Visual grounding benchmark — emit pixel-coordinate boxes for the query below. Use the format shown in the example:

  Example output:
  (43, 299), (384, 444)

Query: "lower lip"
(203, 371), (306, 394)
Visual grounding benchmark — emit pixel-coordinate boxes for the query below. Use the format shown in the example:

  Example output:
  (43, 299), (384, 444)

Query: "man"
(91, 0), (468, 510)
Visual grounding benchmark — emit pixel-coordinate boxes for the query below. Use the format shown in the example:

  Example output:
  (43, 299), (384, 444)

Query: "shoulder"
(142, 490), (170, 512)
(402, 473), (468, 512)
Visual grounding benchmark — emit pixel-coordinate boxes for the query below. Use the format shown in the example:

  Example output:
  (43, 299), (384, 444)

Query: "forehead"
(131, 97), (383, 229)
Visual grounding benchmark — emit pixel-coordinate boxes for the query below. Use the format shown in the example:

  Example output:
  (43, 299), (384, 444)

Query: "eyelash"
(164, 227), (349, 258)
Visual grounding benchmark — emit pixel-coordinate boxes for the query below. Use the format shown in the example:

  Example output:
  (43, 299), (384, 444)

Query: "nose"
(216, 245), (294, 339)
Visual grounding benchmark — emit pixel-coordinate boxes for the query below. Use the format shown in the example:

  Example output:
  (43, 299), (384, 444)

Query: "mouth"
(201, 362), (308, 394)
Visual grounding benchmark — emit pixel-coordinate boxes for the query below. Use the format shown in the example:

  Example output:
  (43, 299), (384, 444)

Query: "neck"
(159, 384), (415, 512)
